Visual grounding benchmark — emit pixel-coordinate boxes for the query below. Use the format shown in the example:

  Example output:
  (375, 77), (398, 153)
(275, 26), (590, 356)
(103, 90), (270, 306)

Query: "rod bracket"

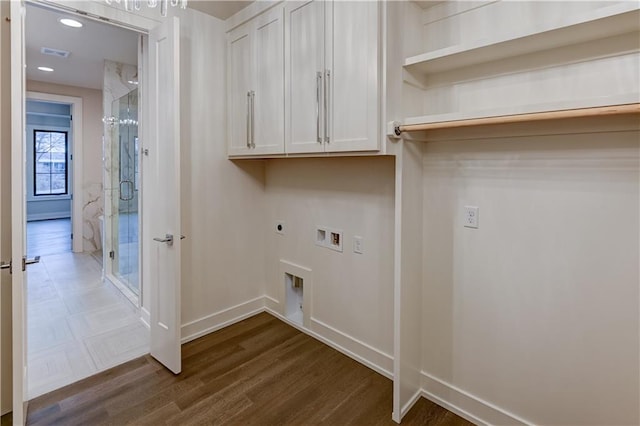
(387, 121), (402, 140)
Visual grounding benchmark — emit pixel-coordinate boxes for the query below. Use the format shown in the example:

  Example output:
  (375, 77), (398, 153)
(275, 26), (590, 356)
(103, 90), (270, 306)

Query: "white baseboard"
(27, 212), (71, 222)
(180, 296), (265, 344)
(310, 317), (394, 379)
(264, 295), (279, 311)
(401, 388), (423, 420)
(264, 307), (393, 379)
(420, 371), (531, 426)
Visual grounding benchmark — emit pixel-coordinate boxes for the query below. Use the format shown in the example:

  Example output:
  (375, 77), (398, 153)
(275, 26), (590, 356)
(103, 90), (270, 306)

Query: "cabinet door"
(285, 0), (326, 154)
(253, 4), (285, 155)
(326, 1), (379, 152)
(227, 22), (253, 156)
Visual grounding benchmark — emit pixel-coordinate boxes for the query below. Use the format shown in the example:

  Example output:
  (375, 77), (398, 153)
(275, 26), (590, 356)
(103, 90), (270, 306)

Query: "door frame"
(25, 91), (83, 253)
(11, 1), (170, 423)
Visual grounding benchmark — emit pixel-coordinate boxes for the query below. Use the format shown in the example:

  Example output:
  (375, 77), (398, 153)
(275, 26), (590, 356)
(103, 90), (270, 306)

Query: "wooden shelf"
(404, 4), (640, 75)
(395, 103), (640, 134)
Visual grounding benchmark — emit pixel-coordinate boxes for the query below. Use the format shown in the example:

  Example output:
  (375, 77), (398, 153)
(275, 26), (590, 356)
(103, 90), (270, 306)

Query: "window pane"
(35, 152), (52, 173)
(35, 132), (51, 153)
(35, 174), (51, 195)
(34, 131), (67, 196)
(51, 152), (66, 173)
(50, 134), (66, 153)
(51, 174), (66, 193)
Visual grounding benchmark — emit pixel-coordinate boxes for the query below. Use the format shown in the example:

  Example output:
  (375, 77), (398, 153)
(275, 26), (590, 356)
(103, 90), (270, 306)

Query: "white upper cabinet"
(286, 0), (325, 154)
(227, 4), (285, 156)
(285, 0), (379, 154)
(227, 22), (253, 156)
(227, 1), (380, 157)
(325, 1), (379, 153)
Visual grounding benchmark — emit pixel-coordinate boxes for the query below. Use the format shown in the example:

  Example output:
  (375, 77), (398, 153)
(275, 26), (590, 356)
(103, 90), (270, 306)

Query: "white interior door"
(10, 1), (28, 424)
(148, 17), (181, 374)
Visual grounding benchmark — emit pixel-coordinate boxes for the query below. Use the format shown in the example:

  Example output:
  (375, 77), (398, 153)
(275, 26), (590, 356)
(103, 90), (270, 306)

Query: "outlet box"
(353, 236), (363, 254)
(316, 228), (327, 246)
(463, 206), (479, 229)
(315, 226), (343, 252)
(329, 230), (343, 252)
(276, 221), (285, 235)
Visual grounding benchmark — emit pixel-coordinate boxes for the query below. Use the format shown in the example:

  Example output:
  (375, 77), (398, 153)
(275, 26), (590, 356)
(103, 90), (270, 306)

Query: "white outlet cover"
(463, 206), (479, 229)
(353, 236), (363, 254)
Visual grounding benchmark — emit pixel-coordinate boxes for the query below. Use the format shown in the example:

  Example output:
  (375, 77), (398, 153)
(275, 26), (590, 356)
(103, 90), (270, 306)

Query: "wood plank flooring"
(26, 313), (473, 426)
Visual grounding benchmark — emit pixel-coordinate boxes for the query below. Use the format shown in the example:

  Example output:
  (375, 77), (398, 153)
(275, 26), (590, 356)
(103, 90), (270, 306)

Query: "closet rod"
(394, 103), (640, 136)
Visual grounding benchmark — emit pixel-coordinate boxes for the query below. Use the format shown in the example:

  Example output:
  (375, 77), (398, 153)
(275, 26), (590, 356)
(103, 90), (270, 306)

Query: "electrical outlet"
(353, 236), (363, 254)
(276, 221), (285, 235)
(463, 206), (479, 229)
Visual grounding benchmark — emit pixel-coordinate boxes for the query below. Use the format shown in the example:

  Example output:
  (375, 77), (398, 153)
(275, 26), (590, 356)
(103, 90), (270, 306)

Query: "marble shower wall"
(103, 61), (138, 263)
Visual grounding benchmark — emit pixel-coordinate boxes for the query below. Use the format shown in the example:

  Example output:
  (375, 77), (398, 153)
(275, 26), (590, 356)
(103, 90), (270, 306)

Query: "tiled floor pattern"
(26, 220), (149, 400)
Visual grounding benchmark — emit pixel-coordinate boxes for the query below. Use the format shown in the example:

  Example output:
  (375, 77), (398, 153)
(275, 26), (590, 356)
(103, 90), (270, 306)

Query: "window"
(34, 130), (68, 196)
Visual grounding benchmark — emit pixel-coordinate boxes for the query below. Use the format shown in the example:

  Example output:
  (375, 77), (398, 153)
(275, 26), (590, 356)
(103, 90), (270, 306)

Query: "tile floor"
(26, 219), (149, 399)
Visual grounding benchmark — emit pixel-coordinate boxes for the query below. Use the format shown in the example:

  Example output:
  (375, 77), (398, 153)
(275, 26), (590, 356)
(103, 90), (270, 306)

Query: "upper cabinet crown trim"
(225, 0), (283, 33)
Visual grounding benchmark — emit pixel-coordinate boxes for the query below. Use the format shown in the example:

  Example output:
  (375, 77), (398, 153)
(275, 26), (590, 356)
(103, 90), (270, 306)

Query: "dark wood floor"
(26, 313), (473, 426)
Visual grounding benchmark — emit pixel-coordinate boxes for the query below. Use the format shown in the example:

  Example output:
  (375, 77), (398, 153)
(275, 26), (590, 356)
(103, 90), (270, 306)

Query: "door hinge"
(109, 250), (115, 259)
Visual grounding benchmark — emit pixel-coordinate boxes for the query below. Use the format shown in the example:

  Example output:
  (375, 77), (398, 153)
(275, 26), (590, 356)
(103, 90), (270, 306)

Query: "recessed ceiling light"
(59, 18), (83, 28)
(37, 66), (54, 72)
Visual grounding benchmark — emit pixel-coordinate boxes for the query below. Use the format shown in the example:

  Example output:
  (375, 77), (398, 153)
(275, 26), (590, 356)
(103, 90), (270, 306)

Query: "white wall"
(420, 124), (640, 425)
(263, 157), (395, 374)
(26, 81), (103, 252)
(178, 9), (267, 340)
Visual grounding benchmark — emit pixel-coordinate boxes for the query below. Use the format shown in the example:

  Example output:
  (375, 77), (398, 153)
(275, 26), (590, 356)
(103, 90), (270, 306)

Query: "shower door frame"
(104, 87), (142, 305)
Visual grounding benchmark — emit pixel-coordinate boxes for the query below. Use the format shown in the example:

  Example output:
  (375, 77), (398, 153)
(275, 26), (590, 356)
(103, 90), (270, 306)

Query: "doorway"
(23, 2), (149, 399)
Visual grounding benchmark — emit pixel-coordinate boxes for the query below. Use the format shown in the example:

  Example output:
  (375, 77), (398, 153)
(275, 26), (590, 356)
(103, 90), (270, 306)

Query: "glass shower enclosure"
(106, 88), (140, 299)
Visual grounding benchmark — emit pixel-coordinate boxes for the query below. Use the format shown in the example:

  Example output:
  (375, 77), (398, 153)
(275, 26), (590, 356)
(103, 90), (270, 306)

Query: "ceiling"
(189, 1), (252, 20)
(26, 3), (139, 90)
(25, 1), (253, 90)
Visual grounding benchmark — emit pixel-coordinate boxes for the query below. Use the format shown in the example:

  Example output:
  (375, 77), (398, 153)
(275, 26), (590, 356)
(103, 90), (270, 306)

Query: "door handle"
(153, 234), (174, 246)
(119, 180), (135, 201)
(22, 255), (41, 272)
(2, 256), (41, 274)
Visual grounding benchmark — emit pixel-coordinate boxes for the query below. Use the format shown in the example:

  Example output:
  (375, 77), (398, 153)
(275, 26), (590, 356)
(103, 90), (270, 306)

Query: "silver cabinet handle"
(250, 90), (256, 148)
(246, 91), (251, 148)
(153, 234), (174, 246)
(324, 69), (330, 143)
(316, 71), (322, 143)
